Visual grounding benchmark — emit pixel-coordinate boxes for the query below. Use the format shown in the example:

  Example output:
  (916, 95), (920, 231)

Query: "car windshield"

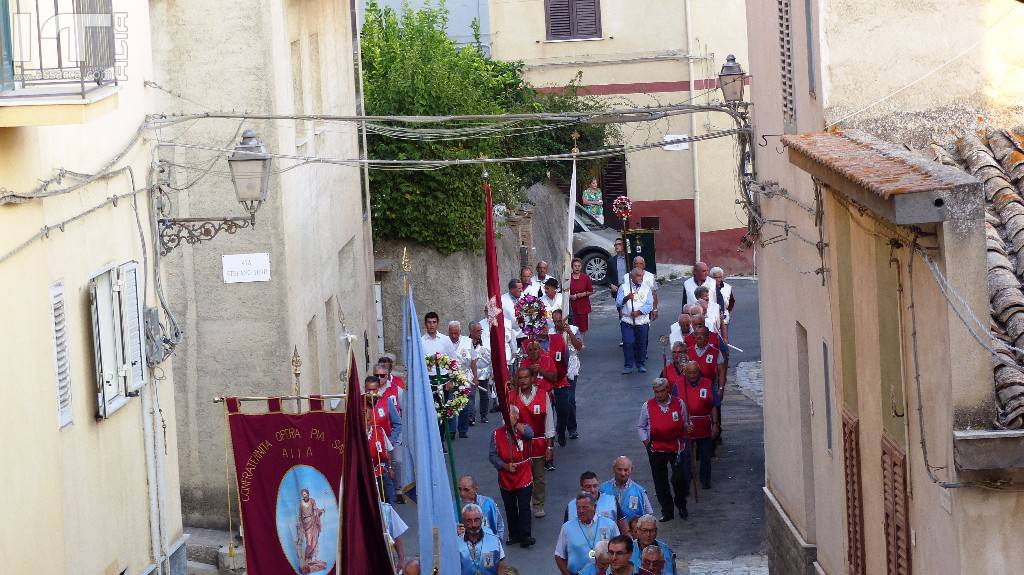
(575, 206), (607, 229)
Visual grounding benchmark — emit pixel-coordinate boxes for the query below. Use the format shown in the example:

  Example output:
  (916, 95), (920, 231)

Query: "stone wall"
(764, 488), (818, 575)
(376, 181), (569, 360)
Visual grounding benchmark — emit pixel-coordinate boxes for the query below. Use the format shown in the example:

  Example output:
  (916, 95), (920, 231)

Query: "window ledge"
(953, 429), (1024, 470)
(543, 37), (605, 44)
(0, 85), (120, 127)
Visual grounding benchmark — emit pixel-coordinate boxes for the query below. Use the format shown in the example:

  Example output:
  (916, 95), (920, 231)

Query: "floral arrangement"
(425, 352), (472, 421)
(612, 195), (633, 221)
(514, 294), (550, 340)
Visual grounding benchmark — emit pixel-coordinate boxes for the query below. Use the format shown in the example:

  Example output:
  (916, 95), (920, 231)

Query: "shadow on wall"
(374, 181), (570, 361)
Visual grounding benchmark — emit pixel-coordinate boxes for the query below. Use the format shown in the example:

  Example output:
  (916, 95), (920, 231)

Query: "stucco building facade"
(746, 1), (1024, 573)
(149, 0), (378, 529)
(490, 0), (752, 271)
(0, 1), (186, 573)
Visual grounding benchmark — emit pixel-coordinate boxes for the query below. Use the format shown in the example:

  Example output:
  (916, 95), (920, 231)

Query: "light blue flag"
(399, 287), (460, 573)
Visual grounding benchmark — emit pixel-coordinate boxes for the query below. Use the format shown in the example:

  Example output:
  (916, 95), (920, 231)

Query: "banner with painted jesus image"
(226, 397), (345, 575)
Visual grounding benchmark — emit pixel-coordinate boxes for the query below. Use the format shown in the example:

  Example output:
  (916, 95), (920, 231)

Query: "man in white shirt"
(682, 262), (715, 311)
(421, 311), (456, 359)
(710, 266), (735, 325)
(668, 313), (692, 348)
(532, 260), (553, 292)
(501, 279), (525, 342)
(694, 287), (725, 340)
(521, 265), (541, 297)
(540, 278), (564, 320)
(621, 256), (659, 321)
(450, 320), (477, 439)
(616, 269), (654, 374)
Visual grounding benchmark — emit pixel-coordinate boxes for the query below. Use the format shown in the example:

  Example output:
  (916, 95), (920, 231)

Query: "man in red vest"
(510, 359), (554, 518)
(364, 375), (401, 503)
(638, 378), (692, 521)
(686, 325), (726, 457)
(490, 378), (537, 548)
(543, 310), (573, 447)
(676, 361), (719, 490)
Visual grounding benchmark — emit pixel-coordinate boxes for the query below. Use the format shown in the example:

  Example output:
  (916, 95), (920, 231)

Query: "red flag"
(484, 179), (513, 431)
(340, 355), (394, 574)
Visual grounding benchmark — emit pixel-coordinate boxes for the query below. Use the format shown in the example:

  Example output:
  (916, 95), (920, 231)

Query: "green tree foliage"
(361, 1), (614, 253)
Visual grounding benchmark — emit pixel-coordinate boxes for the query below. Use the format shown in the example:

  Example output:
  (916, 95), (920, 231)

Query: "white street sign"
(222, 252), (271, 284)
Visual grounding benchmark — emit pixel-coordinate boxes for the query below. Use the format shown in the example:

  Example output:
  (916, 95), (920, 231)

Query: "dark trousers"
(500, 485), (533, 542)
(692, 437), (714, 486)
(477, 379), (491, 419)
(457, 402), (471, 434)
(552, 387), (572, 443)
(620, 322), (650, 368)
(567, 377), (578, 434)
(648, 447), (688, 515)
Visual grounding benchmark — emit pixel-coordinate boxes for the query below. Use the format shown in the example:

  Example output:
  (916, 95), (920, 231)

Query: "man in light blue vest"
(599, 456), (654, 537)
(631, 514), (676, 575)
(565, 471), (630, 536)
(554, 492), (620, 575)
(458, 503), (506, 575)
(458, 475), (507, 543)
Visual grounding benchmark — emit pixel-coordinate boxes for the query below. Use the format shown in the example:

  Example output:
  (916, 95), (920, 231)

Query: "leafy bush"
(361, 1), (614, 253)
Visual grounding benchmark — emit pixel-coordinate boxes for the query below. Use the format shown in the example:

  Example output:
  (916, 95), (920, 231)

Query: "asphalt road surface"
(396, 277), (764, 573)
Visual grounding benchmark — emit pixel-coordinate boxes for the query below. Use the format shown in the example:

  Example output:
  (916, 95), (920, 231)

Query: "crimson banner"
(227, 397), (346, 575)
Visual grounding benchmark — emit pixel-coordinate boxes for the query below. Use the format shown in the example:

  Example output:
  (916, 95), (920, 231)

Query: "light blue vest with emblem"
(564, 516), (618, 574)
(632, 538), (676, 575)
(567, 493), (617, 523)
(476, 494), (505, 542)
(458, 531), (503, 575)
(600, 479), (647, 521)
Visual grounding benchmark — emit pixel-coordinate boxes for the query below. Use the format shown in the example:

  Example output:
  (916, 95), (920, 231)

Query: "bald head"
(612, 456), (633, 485)
(403, 559), (421, 575)
(694, 261), (709, 282)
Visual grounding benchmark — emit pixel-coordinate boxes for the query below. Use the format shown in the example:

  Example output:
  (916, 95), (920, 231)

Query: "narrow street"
(397, 277), (765, 573)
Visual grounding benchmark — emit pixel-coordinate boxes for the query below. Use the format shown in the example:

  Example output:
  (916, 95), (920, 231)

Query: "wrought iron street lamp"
(718, 54), (746, 104)
(157, 130), (273, 255)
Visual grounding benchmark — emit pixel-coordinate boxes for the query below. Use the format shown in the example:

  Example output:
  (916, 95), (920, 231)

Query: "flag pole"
(563, 132), (580, 319)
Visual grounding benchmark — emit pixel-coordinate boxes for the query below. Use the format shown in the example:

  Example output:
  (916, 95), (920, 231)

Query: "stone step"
(187, 561), (219, 575)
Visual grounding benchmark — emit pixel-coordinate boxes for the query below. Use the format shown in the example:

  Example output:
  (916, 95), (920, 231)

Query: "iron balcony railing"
(1, 0), (117, 100)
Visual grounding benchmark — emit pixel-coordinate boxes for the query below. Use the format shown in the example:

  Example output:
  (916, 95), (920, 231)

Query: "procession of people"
(363, 257), (741, 575)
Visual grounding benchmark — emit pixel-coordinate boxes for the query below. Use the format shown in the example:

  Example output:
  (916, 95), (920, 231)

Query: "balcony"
(0, 0), (120, 126)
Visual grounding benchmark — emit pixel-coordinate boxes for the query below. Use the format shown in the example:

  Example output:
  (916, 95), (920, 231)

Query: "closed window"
(50, 282), (73, 429)
(778, 0), (796, 132)
(546, 0), (602, 41)
(90, 261), (147, 418)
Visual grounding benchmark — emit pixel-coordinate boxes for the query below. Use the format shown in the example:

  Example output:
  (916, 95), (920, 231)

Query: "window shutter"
(842, 409), (866, 575)
(573, 0), (601, 39)
(90, 267), (124, 418)
(50, 282), (73, 429)
(882, 434), (912, 575)
(777, 0), (797, 132)
(119, 261), (147, 392)
(546, 0), (572, 40)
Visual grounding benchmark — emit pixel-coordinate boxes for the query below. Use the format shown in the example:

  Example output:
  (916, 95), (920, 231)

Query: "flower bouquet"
(515, 293), (550, 340)
(612, 195), (633, 222)
(425, 352), (472, 421)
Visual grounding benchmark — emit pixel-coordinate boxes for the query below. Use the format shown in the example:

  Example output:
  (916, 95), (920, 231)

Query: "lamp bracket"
(157, 215), (255, 255)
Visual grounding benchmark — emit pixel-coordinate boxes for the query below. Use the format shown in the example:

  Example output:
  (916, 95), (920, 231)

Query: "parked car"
(573, 207), (620, 285)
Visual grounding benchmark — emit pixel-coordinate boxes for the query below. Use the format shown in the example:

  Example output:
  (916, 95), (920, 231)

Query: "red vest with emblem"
(367, 422), (390, 477)
(684, 331), (720, 350)
(381, 382), (402, 414)
(520, 354), (555, 395)
(647, 397), (686, 452)
(661, 364), (688, 398)
(494, 427), (533, 490)
(372, 396), (393, 438)
(686, 343), (722, 381)
(547, 334), (570, 389)
(678, 377), (715, 439)
(511, 388), (548, 458)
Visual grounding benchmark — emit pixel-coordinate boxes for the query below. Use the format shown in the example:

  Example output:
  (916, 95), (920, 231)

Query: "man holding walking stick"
(616, 268), (654, 375)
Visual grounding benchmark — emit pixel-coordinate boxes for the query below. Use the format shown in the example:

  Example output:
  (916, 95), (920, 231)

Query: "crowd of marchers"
(361, 251), (739, 575)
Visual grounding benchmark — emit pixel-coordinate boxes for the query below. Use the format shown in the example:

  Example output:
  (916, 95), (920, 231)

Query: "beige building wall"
(490, 0), (752, 269)
(0, 2), (184, 574)
(750, 0), (1024, 573)
(150, 0), (377, 528)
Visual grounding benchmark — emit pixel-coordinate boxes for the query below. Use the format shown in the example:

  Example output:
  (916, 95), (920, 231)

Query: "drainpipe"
(142, 377), (166, 575)
(684, 0), (701, 262)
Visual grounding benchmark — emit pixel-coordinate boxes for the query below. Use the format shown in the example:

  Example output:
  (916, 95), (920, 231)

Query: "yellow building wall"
(0, 2), (184, 573)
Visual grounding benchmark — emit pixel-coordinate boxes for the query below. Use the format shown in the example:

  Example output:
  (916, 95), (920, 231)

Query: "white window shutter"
(90, 267), (124, 418)
(50, 282), (73, 429)
(119, 261), (147, 392)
